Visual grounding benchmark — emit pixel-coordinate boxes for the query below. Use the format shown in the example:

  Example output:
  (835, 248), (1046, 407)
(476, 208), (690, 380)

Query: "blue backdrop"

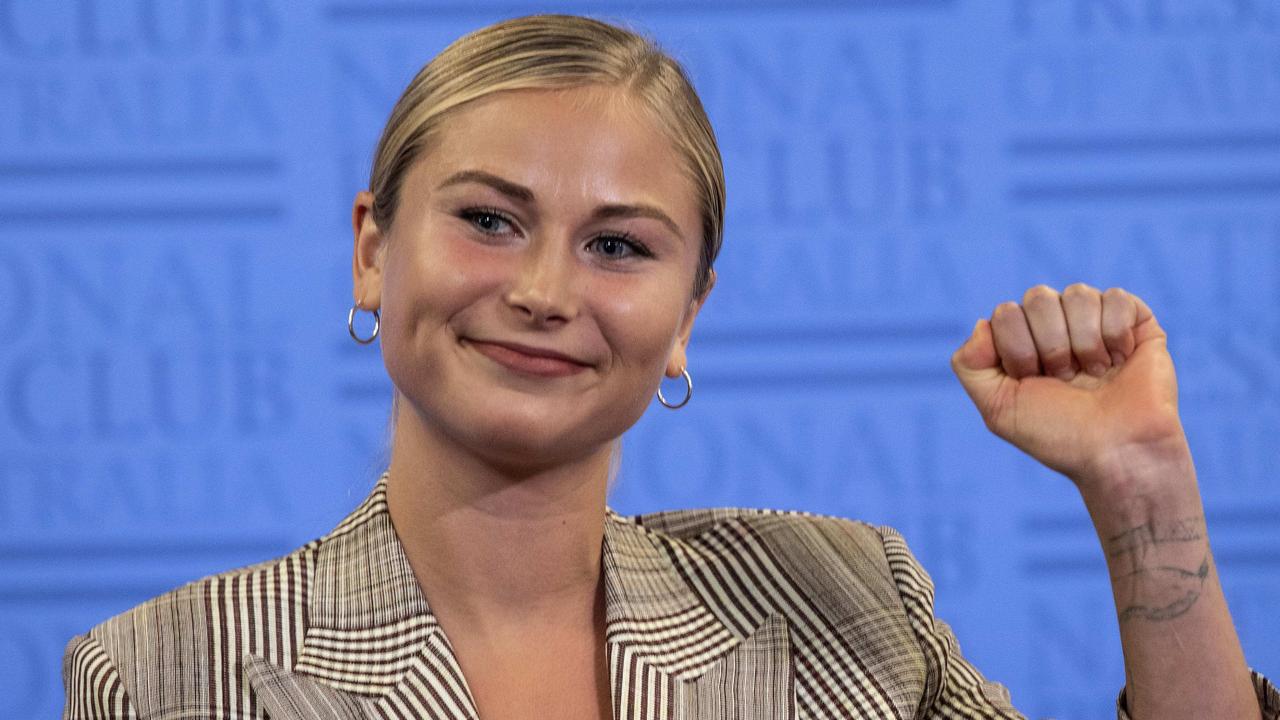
(3, 2), (1278, 718)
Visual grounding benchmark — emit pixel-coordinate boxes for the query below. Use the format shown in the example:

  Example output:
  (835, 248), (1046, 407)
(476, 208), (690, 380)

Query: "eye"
(459, 207), (515, 235)
(587, 233), (653, 260)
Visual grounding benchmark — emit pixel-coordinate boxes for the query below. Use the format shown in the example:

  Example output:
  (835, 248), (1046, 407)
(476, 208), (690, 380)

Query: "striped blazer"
(63, 472), (1278, 719)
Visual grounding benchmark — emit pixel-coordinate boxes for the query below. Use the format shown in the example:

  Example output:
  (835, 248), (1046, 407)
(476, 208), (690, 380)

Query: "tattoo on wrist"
(1106, 515), (1210, 623)
(1116, 557), (1209, 622)
(1107, 515), (1204, 558)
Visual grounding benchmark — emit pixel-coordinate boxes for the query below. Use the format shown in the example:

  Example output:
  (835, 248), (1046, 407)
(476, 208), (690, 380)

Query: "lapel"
(245, 474), (796, 720)
(600, 507), (795, 720)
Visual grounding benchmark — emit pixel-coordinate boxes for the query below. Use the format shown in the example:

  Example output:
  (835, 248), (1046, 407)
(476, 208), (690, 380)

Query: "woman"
(63, 14), (1276, 720)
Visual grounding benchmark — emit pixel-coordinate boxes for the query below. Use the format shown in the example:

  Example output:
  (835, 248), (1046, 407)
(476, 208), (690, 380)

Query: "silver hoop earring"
(348, 305), (380, 344)
(657, 366), (693, 409)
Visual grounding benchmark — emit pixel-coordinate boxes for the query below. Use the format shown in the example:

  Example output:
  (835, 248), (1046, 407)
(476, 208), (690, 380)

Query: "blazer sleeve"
(63, 633), (140, 720)
(875, 525), (1027, 719)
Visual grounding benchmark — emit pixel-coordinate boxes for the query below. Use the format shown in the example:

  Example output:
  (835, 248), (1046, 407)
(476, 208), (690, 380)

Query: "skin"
(350, 84), (710, 720)
(350, 85), (1258, 718)
(952, 284), (1259, 719)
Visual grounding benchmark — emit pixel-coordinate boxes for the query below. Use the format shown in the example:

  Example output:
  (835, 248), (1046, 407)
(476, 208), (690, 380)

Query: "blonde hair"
(367, 13), (724, 300)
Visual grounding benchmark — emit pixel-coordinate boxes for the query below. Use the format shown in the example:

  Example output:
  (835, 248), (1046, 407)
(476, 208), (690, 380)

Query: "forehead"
(414, 86), (701, 231)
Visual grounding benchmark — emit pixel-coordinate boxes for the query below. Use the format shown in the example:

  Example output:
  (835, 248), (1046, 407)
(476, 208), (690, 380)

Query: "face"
(352, 85), (712, 470)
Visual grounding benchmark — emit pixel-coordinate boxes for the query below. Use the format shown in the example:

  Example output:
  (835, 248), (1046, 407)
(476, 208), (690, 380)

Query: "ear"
(666, 269), (716, 378)
(352, 190), (387, 309)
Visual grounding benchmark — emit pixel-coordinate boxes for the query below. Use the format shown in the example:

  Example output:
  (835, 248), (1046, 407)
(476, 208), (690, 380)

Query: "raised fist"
(950, 284), (1189, 499)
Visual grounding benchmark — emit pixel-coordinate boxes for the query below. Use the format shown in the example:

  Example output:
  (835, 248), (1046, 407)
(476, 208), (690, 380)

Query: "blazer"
(63, 472), (1279, 720)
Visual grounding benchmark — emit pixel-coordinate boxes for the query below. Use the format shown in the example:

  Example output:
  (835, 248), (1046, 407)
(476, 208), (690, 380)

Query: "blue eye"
(460, 208), (513, 235)
(589, 234), (652, 260)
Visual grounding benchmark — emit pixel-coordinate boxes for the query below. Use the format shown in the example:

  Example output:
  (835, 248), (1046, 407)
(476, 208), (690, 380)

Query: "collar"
(243, 472), (794, 719)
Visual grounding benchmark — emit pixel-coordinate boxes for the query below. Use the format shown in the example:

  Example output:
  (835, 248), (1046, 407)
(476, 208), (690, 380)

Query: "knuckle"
(1021, 284), (1058, 306)
(1102, 286), (1128, 301)
(1062, 282), (1099, 301)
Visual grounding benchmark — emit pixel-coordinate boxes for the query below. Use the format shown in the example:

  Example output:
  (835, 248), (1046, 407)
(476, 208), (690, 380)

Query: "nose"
(503, 236), (578, 326)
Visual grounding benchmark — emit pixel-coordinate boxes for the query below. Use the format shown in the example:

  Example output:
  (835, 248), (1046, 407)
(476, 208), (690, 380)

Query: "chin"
(448, 400), (611, 468)
(395, 375), (649, 473)
(462, 422), (601, 475)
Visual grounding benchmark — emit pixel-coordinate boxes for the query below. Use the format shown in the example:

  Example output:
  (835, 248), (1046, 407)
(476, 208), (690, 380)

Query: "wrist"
(1075, 432), (1195, 500)
(1076, 442), (1204, 536)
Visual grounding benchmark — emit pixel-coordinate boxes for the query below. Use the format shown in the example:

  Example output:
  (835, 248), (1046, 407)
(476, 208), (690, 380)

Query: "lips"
(466, 339), (591, 377)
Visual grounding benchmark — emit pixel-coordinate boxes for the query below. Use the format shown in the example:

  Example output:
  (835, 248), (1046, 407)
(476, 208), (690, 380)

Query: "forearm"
(951, 285), (1265, 716)
(1082, 453), (1258, 720)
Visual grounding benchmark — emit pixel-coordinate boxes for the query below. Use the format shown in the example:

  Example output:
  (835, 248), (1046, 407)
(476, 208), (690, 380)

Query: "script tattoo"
(1106, 515), (1209, 623)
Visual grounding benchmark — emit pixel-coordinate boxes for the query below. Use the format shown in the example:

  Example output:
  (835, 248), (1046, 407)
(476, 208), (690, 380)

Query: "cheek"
(593, 277), (688, 370)
(381, 231), (505, 388)
(385, 229), (503, 323)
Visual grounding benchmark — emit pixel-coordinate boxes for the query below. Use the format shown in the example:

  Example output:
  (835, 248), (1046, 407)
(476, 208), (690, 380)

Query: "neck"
(384, 401), (613, 636)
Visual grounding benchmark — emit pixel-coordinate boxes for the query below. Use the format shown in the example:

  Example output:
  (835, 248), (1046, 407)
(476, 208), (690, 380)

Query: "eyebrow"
(436, 169), (686, 241)
(437, 170), (534, 203)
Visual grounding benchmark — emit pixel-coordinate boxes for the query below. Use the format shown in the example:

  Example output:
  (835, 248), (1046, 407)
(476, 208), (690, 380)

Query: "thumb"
(950, 318), (1006, 413)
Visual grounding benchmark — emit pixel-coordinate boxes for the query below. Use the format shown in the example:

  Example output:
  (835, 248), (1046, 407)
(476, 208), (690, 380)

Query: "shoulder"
(64, 538), (322, 719)
(89, 537), (322, 646)
(624, 504), (896, 563)
(616, 505), (916, 617)
(625, 504), (888, 551)
(611, 506), (942, 713)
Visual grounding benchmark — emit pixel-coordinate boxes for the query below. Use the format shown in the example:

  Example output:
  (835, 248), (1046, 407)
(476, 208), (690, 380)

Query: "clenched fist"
(951, 284), (1191, 501)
